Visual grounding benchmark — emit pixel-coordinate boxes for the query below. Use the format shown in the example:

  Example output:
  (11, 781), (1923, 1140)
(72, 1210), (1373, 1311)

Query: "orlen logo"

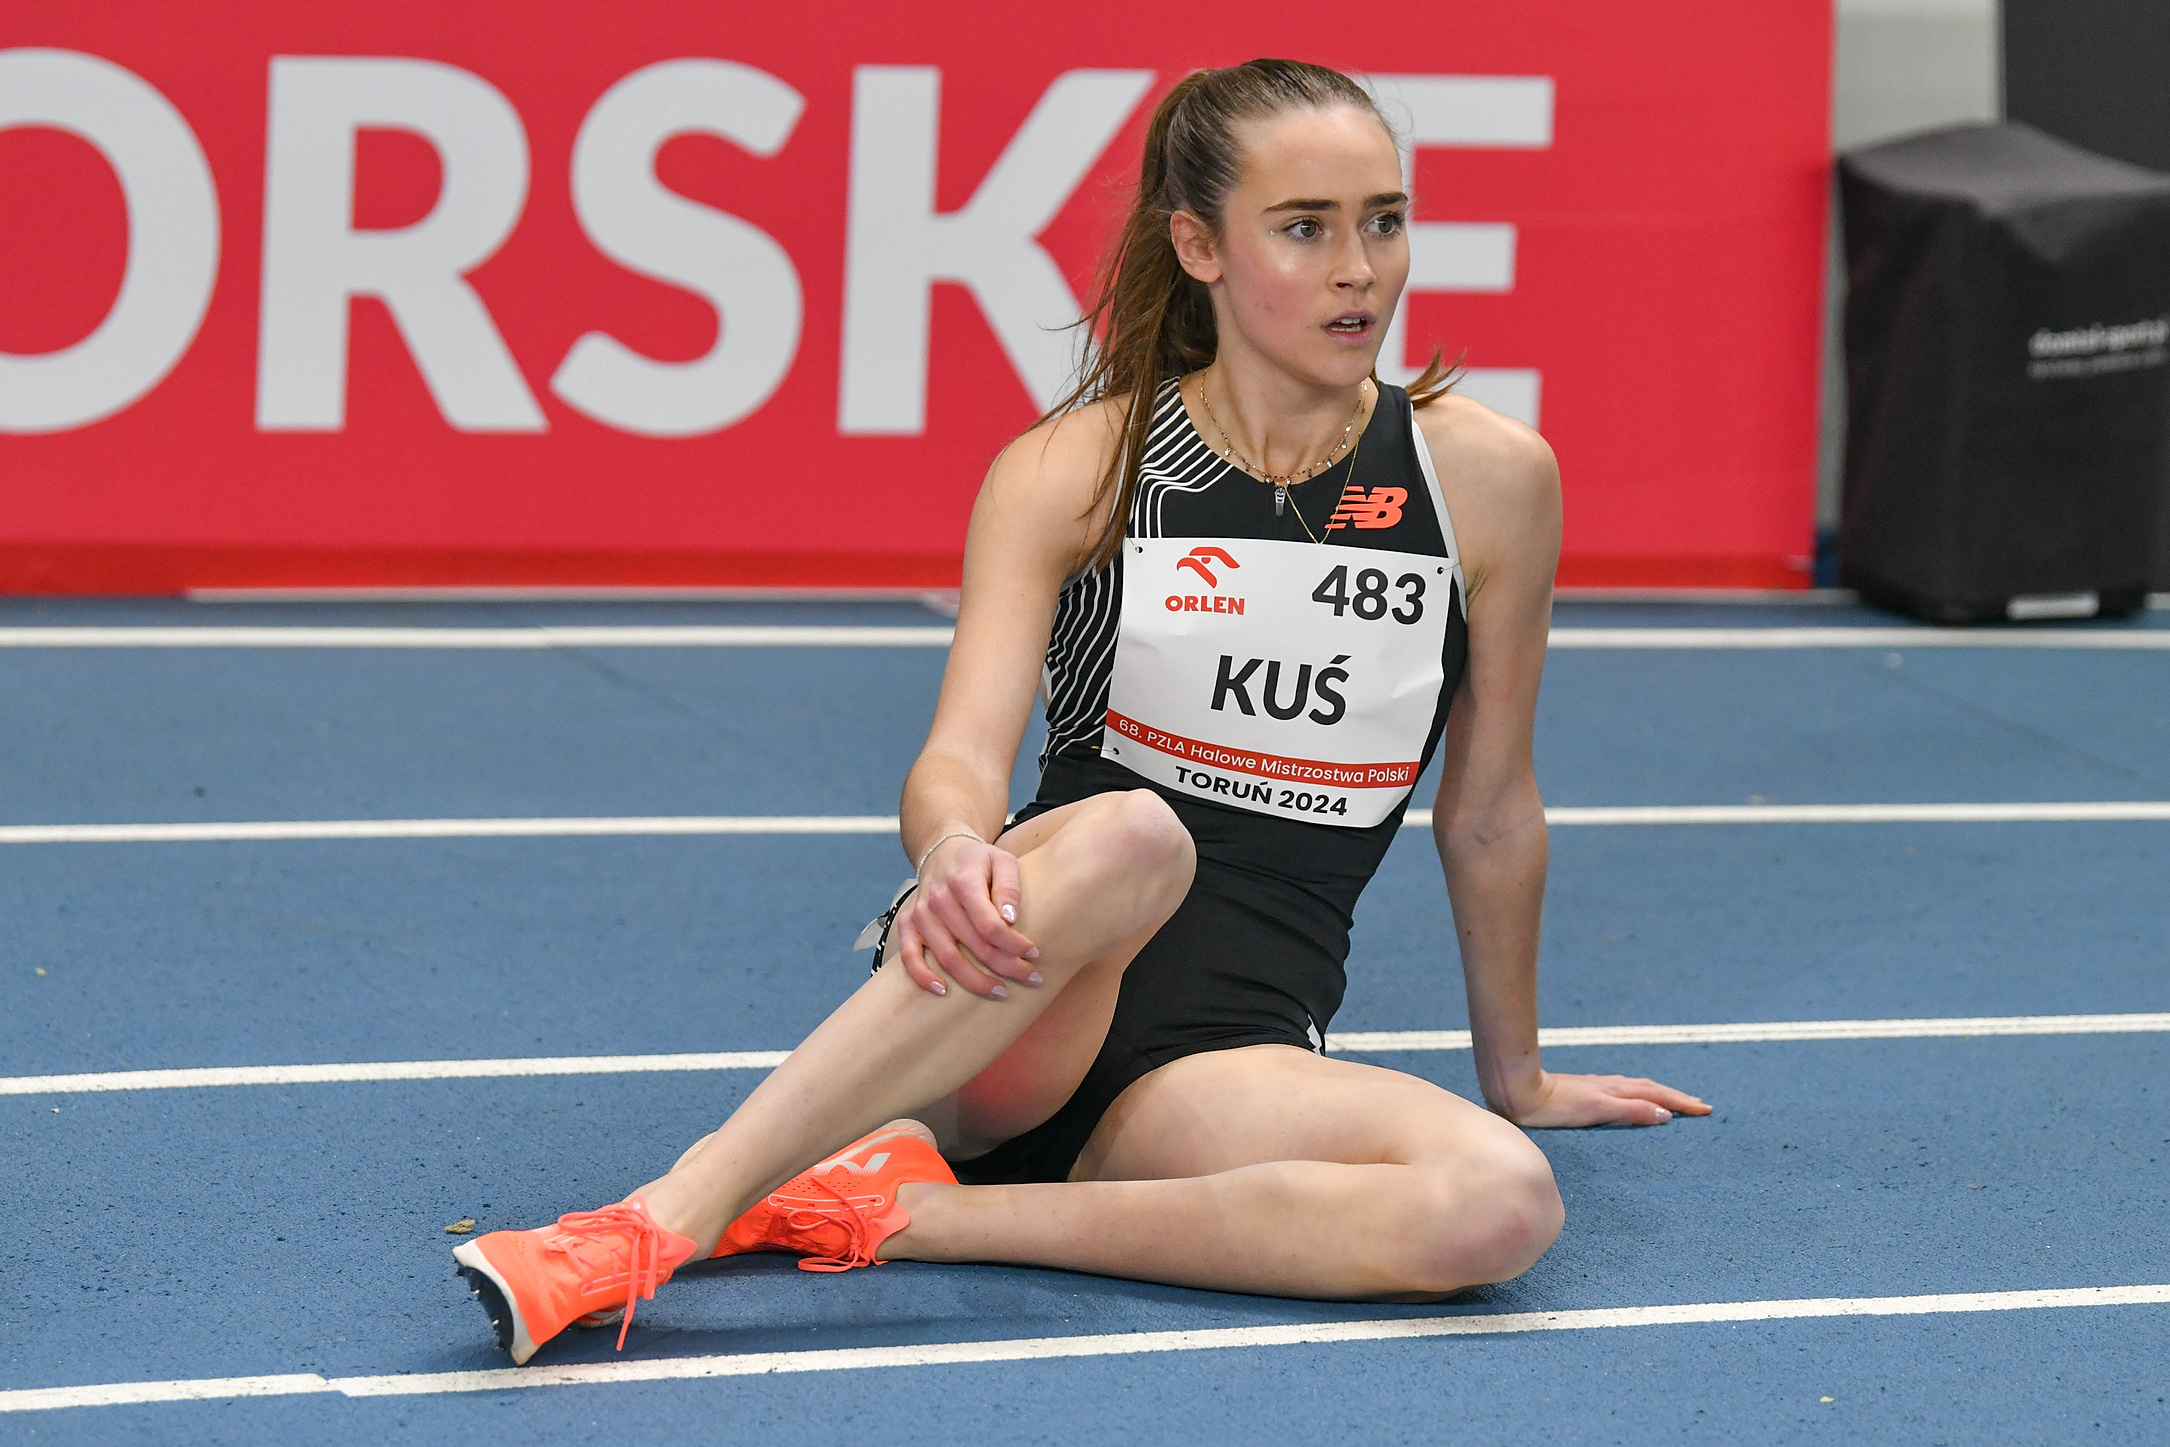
(1167, 546), (1245, 615)
(1325, 487), (1407, 531)
(1174, 546), (1237, 586)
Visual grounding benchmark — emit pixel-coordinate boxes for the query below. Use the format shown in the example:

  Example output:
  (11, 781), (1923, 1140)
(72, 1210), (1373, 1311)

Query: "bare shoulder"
(1411, 391), (1560, 599)
(983, 398), (1124, 513)
(1413, 391), (1558, 515)
(951, 397), (1129, 687)
(964, 396), (1127, 578)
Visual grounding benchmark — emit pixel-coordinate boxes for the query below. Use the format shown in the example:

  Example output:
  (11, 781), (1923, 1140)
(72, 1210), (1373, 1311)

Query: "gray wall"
(1833, 0), (1999, 154)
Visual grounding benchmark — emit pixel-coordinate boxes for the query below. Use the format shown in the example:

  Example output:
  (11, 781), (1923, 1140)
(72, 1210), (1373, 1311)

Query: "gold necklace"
(1195, 373), (1368, 519)
(1285, 433), (1363, 544)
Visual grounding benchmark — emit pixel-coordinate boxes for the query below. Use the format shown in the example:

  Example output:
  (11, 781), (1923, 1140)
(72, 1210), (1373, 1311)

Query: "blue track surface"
(3, 597), (2167, 1444)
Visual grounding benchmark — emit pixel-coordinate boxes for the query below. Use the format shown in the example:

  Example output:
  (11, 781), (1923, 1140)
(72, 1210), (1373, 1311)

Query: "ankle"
(632, 1179), (721, 1254)
(878, 1180), (955, 1261)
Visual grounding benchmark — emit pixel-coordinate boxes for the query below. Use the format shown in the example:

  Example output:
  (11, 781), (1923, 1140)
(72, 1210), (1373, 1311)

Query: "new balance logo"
(820, 1152), (891, 1176)
(1326, 487), (1407, 531)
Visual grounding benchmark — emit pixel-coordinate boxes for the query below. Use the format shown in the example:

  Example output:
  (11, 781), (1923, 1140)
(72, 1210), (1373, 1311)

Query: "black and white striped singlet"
(952, 378), (1471, 1186)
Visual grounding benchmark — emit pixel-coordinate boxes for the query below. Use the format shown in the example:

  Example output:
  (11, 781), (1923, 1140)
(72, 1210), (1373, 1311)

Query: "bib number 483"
(1312, 564), (1425, 624)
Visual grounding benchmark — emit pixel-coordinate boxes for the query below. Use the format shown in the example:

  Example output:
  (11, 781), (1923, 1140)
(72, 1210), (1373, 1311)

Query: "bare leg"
(635, 790), (1194, 1251)
(882, 1045), (1565, 1299)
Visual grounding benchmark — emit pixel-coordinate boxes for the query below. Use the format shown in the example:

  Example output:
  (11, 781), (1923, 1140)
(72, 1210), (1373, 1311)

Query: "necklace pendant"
(1274, 484), (1287, 517)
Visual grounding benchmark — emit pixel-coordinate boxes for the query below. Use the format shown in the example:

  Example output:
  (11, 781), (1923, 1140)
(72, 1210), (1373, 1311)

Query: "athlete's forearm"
(900, 747), (1014, 866)
(1436, 804), (1548, 1116)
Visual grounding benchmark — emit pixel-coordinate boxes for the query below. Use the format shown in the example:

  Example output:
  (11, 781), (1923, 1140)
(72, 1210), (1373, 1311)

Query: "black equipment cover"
(1838, 122), (2170, 620)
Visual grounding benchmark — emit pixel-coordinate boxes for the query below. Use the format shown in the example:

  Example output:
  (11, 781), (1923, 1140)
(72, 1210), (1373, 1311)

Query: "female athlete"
(453, 58), (1710, 1365)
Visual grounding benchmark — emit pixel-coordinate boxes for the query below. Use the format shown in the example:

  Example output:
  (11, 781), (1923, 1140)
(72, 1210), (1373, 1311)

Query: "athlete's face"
(1174, 105), (1410, 389)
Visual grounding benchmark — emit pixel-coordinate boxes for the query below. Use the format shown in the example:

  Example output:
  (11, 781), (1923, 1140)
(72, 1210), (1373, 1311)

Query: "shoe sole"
(452, 1240), (542, 1366)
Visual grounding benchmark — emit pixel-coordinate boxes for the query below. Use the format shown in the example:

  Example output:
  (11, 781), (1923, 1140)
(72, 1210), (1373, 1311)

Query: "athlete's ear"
(1169, 211), (1222, 285)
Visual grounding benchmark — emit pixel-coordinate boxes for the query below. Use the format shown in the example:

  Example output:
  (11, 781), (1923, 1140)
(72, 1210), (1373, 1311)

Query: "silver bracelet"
(914, 829), (986, 875)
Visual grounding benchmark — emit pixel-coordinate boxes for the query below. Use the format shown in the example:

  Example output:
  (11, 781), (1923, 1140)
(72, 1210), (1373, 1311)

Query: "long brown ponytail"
(1042, 59), (1457, 574)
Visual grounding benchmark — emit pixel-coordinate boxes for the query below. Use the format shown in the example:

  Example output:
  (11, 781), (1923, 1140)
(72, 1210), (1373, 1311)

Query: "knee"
(1467, 1145), (1566, 1282)
(1097, 790), (1195, 910)
(1392, 1141), (1564, 1295)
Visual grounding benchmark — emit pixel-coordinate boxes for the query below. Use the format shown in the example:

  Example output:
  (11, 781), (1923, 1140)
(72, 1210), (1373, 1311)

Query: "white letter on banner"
(838, 67), (1155, 435)
(1367, 75), (1552, 428)
(551, 61), (805, 437)
(0, 49), (219, 434)
(256, 57), (543, 432)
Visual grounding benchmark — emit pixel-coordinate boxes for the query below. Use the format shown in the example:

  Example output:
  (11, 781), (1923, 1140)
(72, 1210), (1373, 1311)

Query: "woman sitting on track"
(454, 58), (1709, 1366)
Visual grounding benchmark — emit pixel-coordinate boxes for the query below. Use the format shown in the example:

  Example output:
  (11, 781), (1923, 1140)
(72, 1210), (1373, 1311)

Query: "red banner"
(0, 1), (1832, 592)
(1105, 709), (1419, 789)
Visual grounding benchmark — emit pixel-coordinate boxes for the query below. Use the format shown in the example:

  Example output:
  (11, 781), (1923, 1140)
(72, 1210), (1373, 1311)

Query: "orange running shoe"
(452, 1197), (696, 1365)
(712, 1123), (956, 1271)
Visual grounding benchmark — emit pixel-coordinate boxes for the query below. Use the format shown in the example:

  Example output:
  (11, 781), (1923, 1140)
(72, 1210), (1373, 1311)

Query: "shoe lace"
(793, 1169), (880, 1273)
(547, 1201), (671, 1350)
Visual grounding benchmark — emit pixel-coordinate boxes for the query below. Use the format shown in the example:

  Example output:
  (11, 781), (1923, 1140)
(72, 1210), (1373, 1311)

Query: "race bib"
(1101, 536), (1455, 828)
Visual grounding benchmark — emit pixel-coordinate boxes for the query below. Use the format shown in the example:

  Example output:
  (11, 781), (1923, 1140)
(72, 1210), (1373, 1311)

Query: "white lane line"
(1327, 1013), (2170, 1053)
(1545, 627), (2170, 650)
(6, 1286), (2165, 1412)
(2, 624), (2166, 649)
(0, 816), (901, 844)
(1506, 801), (2170, 827)
(0, 626), (956, 649)
(0, 1373), (336, 1413)
(9, 1015), (2164, 1097)
(9, 801), (2168, 845)
(0, 1051), (794, 1096)
(182, 587), (962, 605)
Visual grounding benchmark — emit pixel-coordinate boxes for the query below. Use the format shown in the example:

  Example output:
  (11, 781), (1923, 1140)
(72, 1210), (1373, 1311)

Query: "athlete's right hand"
(896, 835), (1041, 999)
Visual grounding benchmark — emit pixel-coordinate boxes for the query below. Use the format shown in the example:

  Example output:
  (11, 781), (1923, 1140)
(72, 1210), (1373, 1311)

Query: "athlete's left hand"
(1505, 1071), (1711, 1129)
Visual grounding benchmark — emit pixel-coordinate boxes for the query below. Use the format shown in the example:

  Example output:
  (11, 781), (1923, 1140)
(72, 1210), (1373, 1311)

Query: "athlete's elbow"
(1434, 805), (1548, 862)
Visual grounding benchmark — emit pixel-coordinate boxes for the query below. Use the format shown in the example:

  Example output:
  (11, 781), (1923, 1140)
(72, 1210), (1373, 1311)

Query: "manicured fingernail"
(990, 985), (1009, 1000)
(929, 981), (946, 996)
(1000, 904), (1016, 923)
(1654, 1108), (1672, 1122)
(1027, 972), (1044, 987)
(1025, 948), (1040, 960)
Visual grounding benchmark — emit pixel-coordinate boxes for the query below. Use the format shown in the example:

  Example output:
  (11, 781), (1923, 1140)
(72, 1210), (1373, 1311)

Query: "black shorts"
(944, 750), (1407, 1185)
